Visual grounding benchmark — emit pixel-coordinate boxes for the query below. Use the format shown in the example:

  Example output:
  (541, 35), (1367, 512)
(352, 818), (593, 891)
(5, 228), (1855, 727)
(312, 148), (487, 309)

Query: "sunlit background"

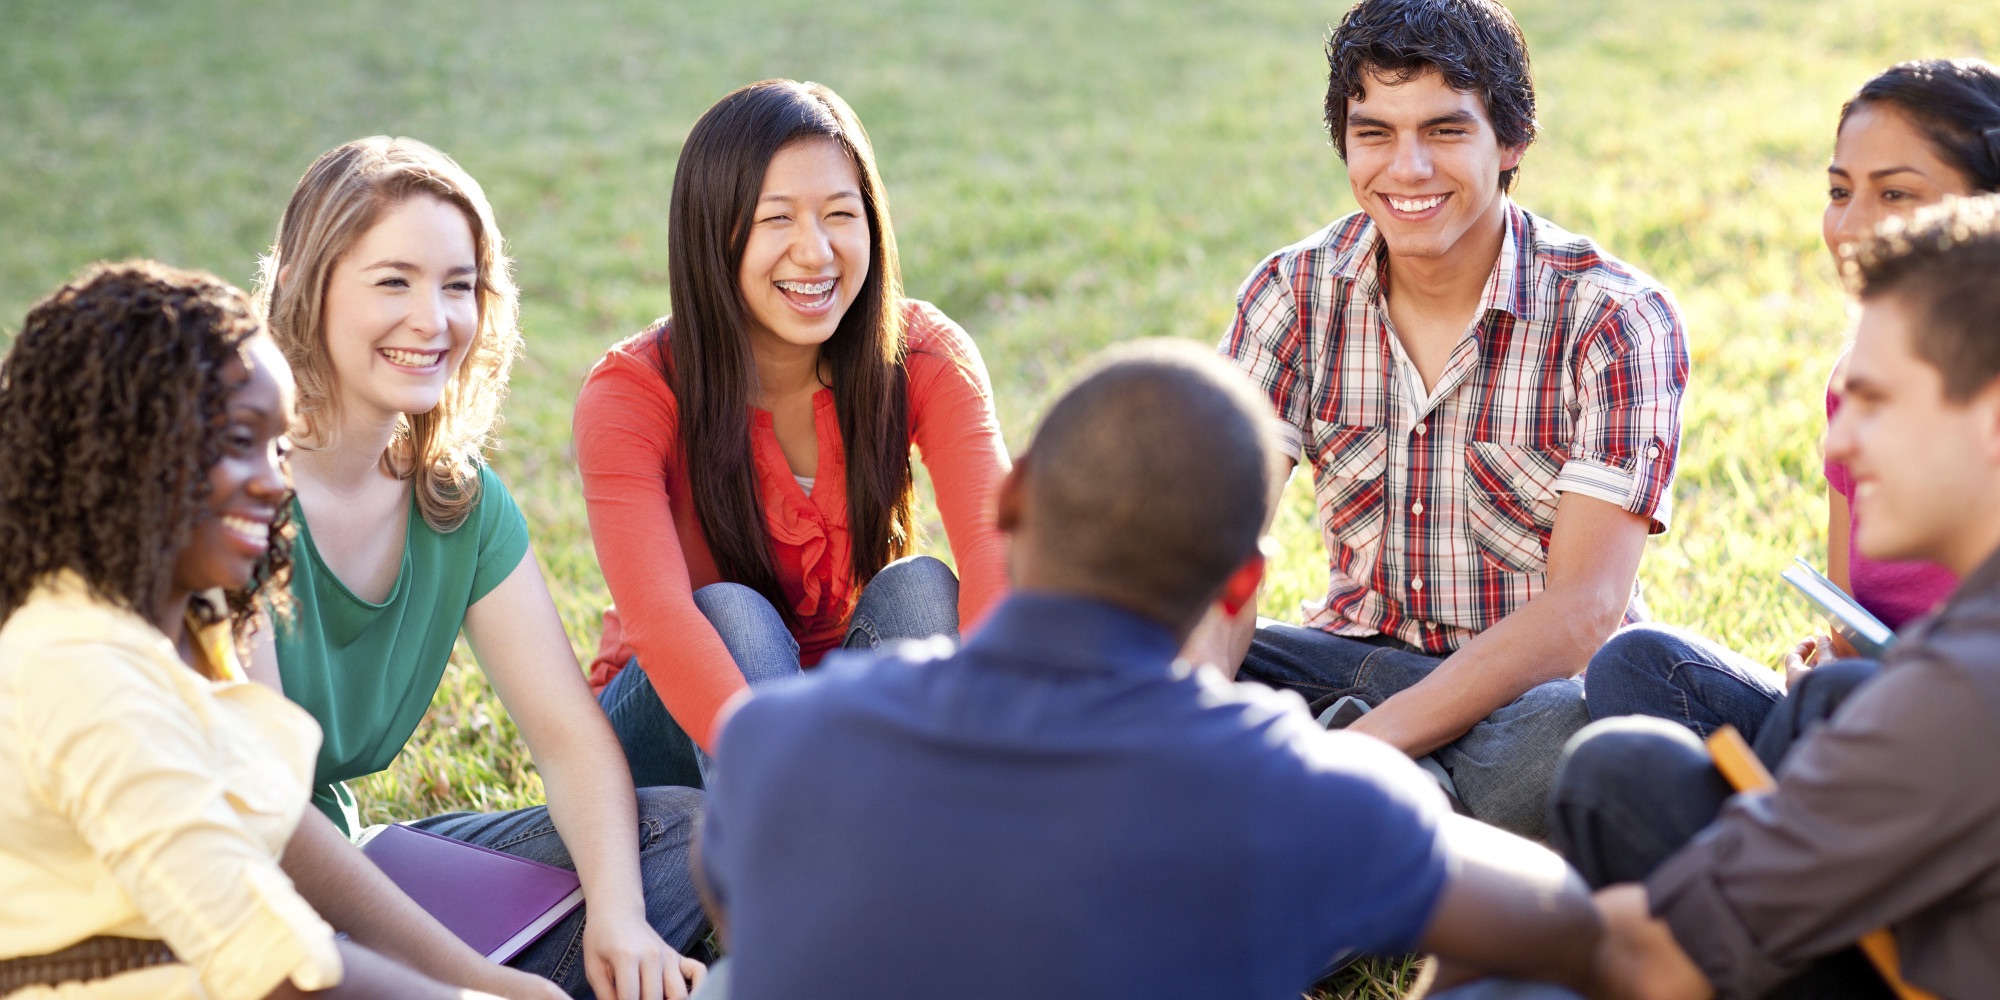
(4, 2), (1993, 991)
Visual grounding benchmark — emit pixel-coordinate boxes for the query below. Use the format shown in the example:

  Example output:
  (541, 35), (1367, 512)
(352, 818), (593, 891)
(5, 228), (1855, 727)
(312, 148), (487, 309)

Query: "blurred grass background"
(3, 1), (1993, 994)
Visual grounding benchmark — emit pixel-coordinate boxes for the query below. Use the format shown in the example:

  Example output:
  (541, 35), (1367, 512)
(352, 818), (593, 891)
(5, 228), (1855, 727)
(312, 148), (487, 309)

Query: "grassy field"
(4, 1), (1994, 994)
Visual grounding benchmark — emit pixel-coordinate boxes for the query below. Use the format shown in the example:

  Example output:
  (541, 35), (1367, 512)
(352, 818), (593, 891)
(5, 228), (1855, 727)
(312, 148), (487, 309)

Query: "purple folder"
(358, 823), (585, 964)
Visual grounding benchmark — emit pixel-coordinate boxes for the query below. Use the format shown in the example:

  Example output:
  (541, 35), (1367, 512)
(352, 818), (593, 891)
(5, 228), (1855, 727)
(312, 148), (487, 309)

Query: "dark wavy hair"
(1324, 0), (1539, 192)
(659, 79), (913, 625)
(1840, 59), (2000, 194)
(1847, 195), (2000, 402)
(0, 260), (294, 644)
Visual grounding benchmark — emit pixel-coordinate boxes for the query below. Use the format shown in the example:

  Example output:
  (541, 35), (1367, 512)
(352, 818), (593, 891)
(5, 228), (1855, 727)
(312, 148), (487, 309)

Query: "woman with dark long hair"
(0, 261), (504, 999)
(1586, 58), (2000, 742)
(575, 79), (1009, 783)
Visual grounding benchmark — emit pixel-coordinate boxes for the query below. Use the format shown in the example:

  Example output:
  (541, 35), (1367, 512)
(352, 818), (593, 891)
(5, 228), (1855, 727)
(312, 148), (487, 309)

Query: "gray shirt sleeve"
(1645, 654), (2000, 999)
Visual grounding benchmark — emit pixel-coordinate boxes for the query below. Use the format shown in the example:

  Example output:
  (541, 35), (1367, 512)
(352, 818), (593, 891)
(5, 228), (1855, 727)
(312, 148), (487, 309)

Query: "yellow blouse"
(0, 573), (342, 999)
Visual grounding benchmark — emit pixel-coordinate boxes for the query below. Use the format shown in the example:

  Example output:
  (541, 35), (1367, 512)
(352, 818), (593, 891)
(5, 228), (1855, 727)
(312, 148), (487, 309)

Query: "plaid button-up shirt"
(1222, 204), (1688, 655)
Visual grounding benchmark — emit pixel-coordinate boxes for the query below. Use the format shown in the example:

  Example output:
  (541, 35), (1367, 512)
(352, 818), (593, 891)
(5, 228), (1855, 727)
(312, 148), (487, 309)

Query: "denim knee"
(693, 582), (789, 637)
(693, 582), (800, 685)
(847, 555), (959, 649)
(635, 784), (705, 835)
(870, 554), (958, 600)
(1584, 623), (1781, 738)
(1555, 715), (1711, 802)
(1584, 624), (1707, 712)
(1445, 678), (1589, 840)
(1550, 715), (1732, 885)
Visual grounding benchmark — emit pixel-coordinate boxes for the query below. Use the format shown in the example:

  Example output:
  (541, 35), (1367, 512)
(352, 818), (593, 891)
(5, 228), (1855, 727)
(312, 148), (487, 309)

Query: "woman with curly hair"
(0, 260), (507, 999)
(249, 137), (705, 999)
(574, 80), (1010, 785)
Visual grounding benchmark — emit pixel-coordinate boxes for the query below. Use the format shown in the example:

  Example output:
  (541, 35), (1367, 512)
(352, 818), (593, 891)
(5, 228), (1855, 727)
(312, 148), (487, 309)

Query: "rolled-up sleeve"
(1220, 253), (1311, 462)
(1556, 287), (1687, 533)
(22, 653), (341, 1000)
(1646, 658), (2000, 998)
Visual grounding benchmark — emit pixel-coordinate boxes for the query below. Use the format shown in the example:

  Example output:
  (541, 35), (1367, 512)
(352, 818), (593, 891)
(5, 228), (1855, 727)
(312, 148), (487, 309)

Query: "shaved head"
(1011, 341), (1282, 630)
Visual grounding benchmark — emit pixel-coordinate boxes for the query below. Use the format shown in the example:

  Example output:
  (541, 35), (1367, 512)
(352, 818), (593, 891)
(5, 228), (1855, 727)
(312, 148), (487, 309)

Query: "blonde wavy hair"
(254, 136), (519, 532)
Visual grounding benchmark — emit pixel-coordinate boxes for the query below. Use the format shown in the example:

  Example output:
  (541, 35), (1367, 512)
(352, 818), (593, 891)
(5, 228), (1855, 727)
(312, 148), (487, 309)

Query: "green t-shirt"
(277, 464), (530, 836)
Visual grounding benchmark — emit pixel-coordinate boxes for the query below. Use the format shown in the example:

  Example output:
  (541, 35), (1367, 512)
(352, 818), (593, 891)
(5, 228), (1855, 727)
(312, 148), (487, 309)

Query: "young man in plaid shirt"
(1203, 0), (1689, 839)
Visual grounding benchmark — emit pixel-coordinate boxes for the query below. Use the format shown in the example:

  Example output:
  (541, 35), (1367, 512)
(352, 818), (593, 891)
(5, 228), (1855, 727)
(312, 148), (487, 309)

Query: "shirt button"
(1647, 445), (1663, 459)
(1410, 577), (1424, 591)
(1423, 621), (1437, 631)
(1411, 501), (1424, 515)
(1415, 422), (1428, 436)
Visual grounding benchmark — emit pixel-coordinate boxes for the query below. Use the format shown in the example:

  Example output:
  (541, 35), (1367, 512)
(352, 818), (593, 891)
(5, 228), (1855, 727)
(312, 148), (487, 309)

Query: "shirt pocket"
(1311, 424), (1389, 570)
(1463, 440), (1565, 575)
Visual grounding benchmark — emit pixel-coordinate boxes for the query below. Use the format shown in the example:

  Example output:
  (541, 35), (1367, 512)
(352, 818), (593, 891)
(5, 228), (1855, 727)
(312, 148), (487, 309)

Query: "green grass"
(3, 1), (1994, 995)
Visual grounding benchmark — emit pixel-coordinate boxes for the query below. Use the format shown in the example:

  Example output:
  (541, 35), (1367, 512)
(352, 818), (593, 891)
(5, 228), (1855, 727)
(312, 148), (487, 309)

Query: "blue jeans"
(1434, 662), (1888, 1000)
(1586, 623), (1881, 758)
(600, 555), (960, 790)
(1238, 620), (1589, 840)
(1538, 667), (1887, 1000)
(1584, 623), (1785, 739)
(407, 786), (709, 998)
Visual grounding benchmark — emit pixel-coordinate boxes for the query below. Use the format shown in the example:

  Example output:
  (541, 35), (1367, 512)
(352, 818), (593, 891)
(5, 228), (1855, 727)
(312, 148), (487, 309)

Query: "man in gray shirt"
(1470, 195), (2000, 999)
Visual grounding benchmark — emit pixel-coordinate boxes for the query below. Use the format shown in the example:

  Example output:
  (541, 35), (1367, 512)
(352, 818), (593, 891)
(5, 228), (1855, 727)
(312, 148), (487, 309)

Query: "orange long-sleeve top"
(574, 299), (1010, 751)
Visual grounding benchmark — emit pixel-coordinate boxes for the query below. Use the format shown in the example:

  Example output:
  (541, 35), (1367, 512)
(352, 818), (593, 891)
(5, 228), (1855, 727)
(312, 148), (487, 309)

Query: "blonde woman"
(249, 137), (705, 1000)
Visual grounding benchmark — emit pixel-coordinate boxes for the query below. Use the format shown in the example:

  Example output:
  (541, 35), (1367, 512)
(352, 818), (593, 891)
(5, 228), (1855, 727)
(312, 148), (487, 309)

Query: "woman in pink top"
(1817, 62), (2000, 633)
(1586, 60), (2000, 742)
(574, 80), (1009, 785)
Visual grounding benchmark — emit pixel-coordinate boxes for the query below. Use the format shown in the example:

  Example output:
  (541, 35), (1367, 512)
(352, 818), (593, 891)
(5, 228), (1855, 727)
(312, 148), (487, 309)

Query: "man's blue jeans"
(407, 786), (709, 998)
(1238, 619), (1589, 840)
(598, 555), (960, 790)
(1583, 623), (1786, 738)
(1585, 622), (1884, 754)
(1431, 664), (1888, 1000)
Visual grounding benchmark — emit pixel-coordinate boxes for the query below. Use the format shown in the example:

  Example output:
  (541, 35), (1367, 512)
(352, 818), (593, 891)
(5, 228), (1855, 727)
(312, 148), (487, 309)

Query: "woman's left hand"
(583, 911), (706, 1000)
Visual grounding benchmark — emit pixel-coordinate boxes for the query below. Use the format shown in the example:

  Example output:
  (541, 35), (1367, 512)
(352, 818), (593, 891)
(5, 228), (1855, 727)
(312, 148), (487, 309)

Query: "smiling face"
(737, 138), (871, 357)
(172, 335), (296, 596)
(1823, 102), (1977, 264)
(320, 194), (479, 425)
(1344, 68), (1524, 267)
(1828, 296), (2000, 575)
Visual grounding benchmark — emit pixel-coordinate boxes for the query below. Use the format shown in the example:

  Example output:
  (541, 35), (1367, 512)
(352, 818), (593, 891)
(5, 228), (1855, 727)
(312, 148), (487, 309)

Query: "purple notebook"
(358, 823), (584, 964)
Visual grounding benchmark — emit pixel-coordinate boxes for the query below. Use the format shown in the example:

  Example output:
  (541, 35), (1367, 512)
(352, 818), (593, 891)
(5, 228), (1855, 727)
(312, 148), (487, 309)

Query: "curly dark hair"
(1324, 0), (1539, 193)
(0, 260), (294, 643)
(1846, 194), (2000, 403)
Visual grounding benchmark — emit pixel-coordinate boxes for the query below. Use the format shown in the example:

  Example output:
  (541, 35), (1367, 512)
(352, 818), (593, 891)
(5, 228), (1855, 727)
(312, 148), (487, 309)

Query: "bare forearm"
(533, 719), (649, 923)
(280, 811), (507, 989)
(1351, 590), (1614, 756)
(266, 941), (497, 1000)
(1419, 814), (1604, 992)
(1828, 491), (1853, 594)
